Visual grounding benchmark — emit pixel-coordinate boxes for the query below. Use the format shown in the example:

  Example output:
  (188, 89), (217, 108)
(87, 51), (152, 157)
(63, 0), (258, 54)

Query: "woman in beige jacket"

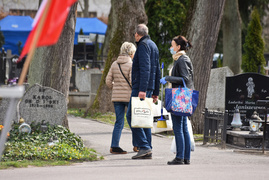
(106, 42), (136, 154)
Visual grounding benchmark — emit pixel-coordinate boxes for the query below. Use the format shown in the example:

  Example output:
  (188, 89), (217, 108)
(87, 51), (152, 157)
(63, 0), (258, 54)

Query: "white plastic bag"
(170, 118), (195, 153)
(188, 118), (195, 151)
(152, 100), (173, 133)
(131, 97), (153, 128)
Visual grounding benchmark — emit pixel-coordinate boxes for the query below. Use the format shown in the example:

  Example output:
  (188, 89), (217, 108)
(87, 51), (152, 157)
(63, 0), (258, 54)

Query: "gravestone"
(87, 73), (102, 108)
(206, 66), (234, 111)
(19, 84), (67, 125)
(0, 98), (20, 125)
(0, 83), (29, 125)
(225, 73), (269, 127)
(75, 68), (101, 92)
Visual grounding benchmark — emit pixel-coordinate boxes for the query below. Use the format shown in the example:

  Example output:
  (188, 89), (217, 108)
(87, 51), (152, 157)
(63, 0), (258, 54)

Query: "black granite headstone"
(225, 73), (269, 127)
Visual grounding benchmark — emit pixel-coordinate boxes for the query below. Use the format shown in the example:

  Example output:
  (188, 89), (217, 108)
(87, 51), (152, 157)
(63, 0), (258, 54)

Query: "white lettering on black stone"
(261, 89), (267, 93)
(228, 100), (243, 104)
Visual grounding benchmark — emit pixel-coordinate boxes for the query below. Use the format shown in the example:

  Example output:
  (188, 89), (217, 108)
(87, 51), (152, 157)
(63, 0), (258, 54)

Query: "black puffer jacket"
(165, 55), (194, 89)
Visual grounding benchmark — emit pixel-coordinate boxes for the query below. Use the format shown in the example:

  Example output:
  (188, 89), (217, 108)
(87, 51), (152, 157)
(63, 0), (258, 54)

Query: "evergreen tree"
(242, 7), (266, 74)
(145, 0), (189, 75)
(79, 28), (84, 35)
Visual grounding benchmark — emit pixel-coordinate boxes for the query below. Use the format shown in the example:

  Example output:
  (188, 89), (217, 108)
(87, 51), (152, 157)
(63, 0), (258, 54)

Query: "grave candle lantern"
(40, 120), (48, 133)
(231, 107), (242, 130)
(18, 118), (31, 135)
(249, 111), (262, 134)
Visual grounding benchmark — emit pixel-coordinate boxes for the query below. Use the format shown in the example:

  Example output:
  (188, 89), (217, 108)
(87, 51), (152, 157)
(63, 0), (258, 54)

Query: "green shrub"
(242, 7), (266, 74)
(145, 0), (190, 75)
(1, 122), (98, 162)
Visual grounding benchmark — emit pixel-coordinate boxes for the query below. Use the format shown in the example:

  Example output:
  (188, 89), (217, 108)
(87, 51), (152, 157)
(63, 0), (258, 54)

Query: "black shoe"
(132, 149), (152, 159)
(141, 153), (152, 159)
(110, 147), (127, 154)
(184, 159), (190, 165)
(167, 158), (184, 165)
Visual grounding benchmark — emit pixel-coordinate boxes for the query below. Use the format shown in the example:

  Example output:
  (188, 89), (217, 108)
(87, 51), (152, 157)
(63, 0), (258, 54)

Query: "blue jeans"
(126, 89), (153, 150)
(171, 114), (191, 160)
(111, 102), (129, 148)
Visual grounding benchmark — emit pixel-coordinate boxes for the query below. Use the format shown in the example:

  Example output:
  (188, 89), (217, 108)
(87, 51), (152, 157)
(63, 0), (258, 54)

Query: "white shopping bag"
(170, 118), (195, 153)
(152, 100), (173, 133)
(188, 118), (195, 151)
(131, 97), (153, 128)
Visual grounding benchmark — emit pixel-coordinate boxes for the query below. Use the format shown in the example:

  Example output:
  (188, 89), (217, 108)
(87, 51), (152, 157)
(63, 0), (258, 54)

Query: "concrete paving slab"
(1, 115), (269, 180)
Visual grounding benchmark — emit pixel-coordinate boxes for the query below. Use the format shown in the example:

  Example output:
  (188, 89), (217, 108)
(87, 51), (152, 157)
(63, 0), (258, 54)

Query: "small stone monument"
(0, 98), (20, 125)
(0, 83), (29, 125)
(206, 66), (234, 111)
(19, 84), (67, 125)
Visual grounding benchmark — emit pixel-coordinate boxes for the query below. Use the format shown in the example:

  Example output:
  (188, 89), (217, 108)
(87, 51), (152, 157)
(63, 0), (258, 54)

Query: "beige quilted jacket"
(106, 55), (132, 102)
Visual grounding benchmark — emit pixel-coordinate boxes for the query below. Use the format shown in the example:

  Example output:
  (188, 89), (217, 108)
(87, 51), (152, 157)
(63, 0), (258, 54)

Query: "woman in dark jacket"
(160, 35), (193, 165)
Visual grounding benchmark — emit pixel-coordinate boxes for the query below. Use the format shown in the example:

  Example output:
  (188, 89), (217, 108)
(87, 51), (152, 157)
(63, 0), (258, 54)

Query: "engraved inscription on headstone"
(19, 84), (67, 125)
(225, 73), (269, 126)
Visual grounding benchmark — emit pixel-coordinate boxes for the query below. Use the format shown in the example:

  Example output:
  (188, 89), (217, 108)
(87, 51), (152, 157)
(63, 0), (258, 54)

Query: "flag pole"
(18, 0), (53, 86)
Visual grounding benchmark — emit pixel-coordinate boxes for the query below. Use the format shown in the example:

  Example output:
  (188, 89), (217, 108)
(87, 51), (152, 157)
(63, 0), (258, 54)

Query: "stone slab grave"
(225, 73), (269, 127)
(0, 84), (29, 125)
(206, 66), (234, 111)
(0, 98), (20, 125)
(19, 84), (67, 125)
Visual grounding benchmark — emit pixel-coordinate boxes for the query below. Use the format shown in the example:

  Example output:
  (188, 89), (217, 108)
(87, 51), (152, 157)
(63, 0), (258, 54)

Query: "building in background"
(0, 0), (111, 22)
(0, 0), (110, 86)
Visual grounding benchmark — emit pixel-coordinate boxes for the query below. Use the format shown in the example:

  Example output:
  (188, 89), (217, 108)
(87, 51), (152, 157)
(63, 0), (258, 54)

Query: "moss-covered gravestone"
(19, 84), (67, 125)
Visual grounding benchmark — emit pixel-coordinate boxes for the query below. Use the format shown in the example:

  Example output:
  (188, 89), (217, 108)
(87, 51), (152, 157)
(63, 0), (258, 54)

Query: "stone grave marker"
(0, 98), (20, 125)
(0, 83), (29, 125)
(19, 84), (67, 125)
(206, 66), (234, 111)
(225, 73), (269, 127)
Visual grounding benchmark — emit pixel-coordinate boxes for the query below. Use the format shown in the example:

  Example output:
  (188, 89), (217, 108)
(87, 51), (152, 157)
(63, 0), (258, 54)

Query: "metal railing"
(203, 108), (228, 148)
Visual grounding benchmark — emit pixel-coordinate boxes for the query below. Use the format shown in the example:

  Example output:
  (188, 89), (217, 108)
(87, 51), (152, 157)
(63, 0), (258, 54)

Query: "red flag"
(19, 0), (77, 59)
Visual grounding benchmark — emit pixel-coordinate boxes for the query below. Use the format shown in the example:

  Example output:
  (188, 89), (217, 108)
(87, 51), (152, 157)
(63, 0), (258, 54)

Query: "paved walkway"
(1, 115), (269, 180)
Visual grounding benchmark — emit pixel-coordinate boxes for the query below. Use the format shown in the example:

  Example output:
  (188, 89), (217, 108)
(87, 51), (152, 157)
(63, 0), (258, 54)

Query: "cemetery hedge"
(0, 122), (100, 162)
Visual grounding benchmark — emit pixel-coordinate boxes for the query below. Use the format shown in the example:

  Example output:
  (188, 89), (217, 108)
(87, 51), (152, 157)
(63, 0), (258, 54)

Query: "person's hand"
(160, 77), (167, 85)
(138, 91), (146, 100)
(152, 95), (158, 103)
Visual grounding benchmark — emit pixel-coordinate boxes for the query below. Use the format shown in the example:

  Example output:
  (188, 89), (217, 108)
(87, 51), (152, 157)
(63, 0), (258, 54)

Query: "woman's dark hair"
(173, 35), (192, 51)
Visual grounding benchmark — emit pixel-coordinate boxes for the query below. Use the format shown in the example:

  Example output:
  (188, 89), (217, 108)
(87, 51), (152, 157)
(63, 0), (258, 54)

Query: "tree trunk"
(28, 3), (78, 128)
(186, 0), (226, 133)
(83, 0), (89, 17)
(85, 0), (147, 114)
(223, 0), (242, 74)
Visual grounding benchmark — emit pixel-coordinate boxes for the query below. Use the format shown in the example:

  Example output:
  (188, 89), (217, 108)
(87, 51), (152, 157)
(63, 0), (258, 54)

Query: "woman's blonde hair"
(120, 42), (136, 56)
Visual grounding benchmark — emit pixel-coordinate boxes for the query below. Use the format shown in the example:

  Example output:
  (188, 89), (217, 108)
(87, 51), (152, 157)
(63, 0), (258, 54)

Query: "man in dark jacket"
(126, 24), (160, 159)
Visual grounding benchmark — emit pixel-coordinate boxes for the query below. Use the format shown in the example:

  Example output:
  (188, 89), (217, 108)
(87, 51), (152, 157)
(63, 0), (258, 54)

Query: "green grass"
(68, 108), (130, 129)
(68, 108), (204, 142)
(193, 134), (203, 142)
(0, 160), (72, 169)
